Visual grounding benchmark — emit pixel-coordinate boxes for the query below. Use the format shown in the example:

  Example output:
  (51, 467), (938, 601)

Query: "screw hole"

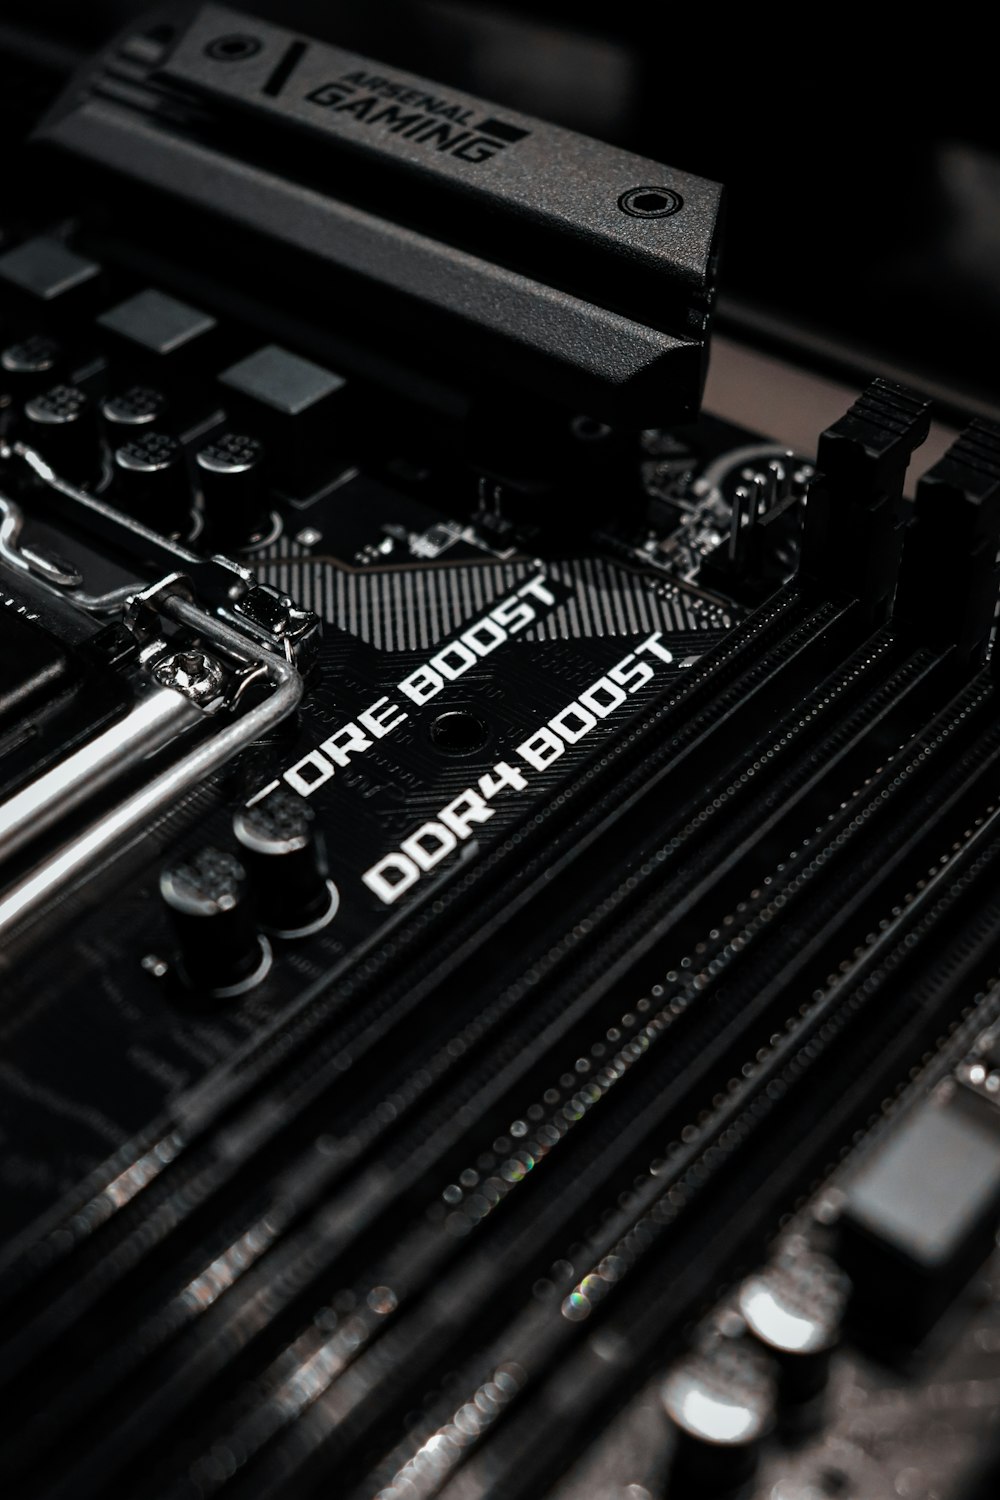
(430, 710), (490, 755)
(205, 33), (263, 61)
(618, 186), (683, 219)
(571, 415), (612, 442)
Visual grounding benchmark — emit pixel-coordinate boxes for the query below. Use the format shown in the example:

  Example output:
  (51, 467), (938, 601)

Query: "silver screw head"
(154, 649), (226, 706)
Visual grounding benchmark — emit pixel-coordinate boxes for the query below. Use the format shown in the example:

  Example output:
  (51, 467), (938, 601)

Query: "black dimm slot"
(0, 593), (835, 1335)
(0, 615), (932, 1420)
(345, 802), (1000, 1500)
(121, 684), (1000, 1500)
(3, 629), (985, 1497)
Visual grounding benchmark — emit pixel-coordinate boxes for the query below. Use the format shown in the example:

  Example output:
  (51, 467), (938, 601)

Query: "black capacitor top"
(160, 847), (261, 992)
(22, 383), (98, 483)
(113, 430), (191, 534)
(101, 384), (168, 432)
(233, 788), (332, 935)
(196, 431), (268, 547)
(1, 333), (63, 395)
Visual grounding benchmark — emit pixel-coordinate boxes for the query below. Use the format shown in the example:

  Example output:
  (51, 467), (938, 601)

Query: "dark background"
(3, 0), (997, 421)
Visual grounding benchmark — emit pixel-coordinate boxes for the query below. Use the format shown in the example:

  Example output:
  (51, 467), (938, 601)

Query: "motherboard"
(2, 7), (1000, 1500)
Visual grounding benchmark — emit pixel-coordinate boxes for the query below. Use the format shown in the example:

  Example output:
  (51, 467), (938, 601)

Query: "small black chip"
(219, 344), (345, 416)
(0, 235), (100, 303)
(98, 288), (216, 357)
(838, 1090), (1000, 1342)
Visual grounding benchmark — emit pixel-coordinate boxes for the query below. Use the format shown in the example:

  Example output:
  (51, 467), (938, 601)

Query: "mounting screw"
(154, 650), (226, 707)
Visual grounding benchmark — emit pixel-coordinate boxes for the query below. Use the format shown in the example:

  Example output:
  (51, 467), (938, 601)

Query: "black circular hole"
(571, 415), (612, 442)
(205, 33), (262, 61)
(618, 186), (683, 219)
(430, 709), (490, 755)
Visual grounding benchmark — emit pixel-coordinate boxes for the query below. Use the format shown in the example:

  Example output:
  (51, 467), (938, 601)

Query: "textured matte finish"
(33, 3), (723, 424)
(161, 5), (720, 301)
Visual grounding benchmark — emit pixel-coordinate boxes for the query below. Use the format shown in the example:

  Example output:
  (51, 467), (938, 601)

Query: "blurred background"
(4, 0), (997, 426)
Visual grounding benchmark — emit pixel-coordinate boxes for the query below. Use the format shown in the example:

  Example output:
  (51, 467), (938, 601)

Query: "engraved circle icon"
(205, 34), (263, 62)
(618, 187), (683, 219)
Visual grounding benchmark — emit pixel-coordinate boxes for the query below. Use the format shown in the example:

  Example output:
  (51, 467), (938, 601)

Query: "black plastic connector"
(798, 379), (932, 620)
(894, 418), (1000, 666)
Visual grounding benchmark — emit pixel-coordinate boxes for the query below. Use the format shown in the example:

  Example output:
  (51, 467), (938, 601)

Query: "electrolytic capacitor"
(737, 1247), (847, 1406)
(160, 847), (266, 994)
(233, 788), (336, 937)
(661, 1337), (775, 1496)
(113, 430), (191, 535)
(195, 431), (268, 549)
(22, 383), (98, 484)
(1, 333), (63, 396)
(101, 384), (167, 434)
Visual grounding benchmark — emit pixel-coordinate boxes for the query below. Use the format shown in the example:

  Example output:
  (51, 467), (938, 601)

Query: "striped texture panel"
(254, 537), (730, 651)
